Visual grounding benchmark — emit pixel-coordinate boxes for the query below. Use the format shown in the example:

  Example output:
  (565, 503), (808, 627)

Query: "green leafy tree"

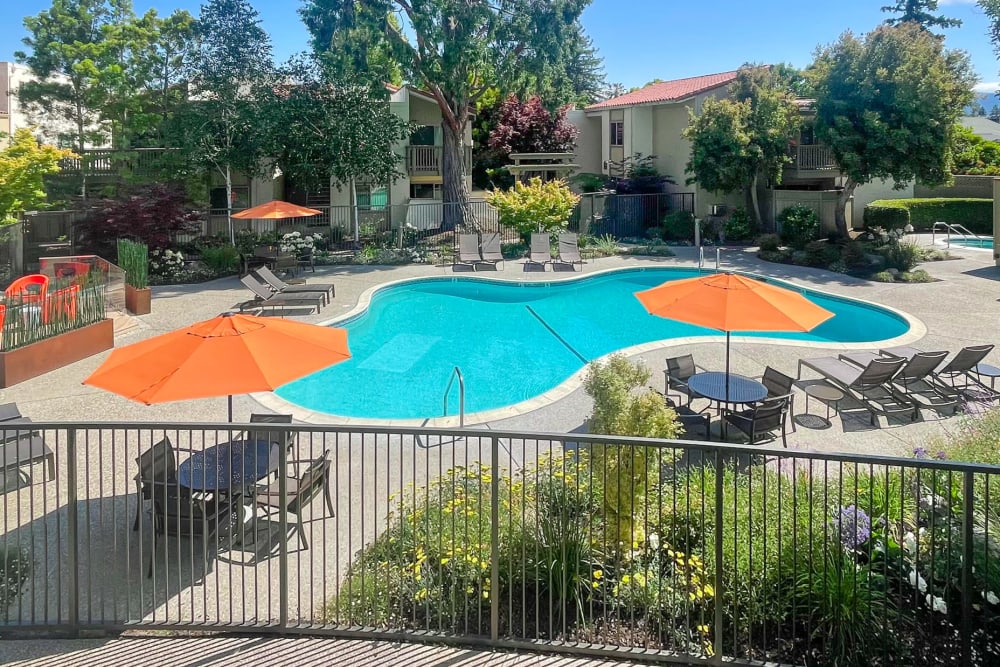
(518, 21), (605, 108)
(0, 128), (77, 223)
(167, 0), (275, 243)
(810, 23), (975, 236)
(882, 0), (961, 30)
(261, 58), (411, 243)
(139, 9), (197, 143)
(487, 177), (580, 243)
(299, 0), (589, 229)
(684, 65), (799, 226)
(16, 0), (136, 197)
(300, 1), (402, 87)
(950, 124), (1000, 175)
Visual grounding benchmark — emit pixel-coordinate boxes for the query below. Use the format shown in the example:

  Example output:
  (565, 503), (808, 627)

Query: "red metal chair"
(43, 284), (79, 324)
(5, 274), (49, 305)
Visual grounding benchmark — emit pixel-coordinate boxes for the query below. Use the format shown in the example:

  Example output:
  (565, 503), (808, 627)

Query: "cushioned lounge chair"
(556, 233), (584, 270)
(240, 275), (324, 314)
(479, 233), (504, 270)
(842, 350), (960, 416)
(881, 344), (1000, 403)
(455, 234), (482, 271)
(254, 266), (334, 305)
(798, 355), (910, 425)
(527, 233), (552, 268)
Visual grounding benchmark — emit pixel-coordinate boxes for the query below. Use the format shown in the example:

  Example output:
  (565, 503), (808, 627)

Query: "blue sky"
(2, 0), (999, 94)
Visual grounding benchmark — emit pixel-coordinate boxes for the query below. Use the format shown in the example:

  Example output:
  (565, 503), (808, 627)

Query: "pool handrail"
(932, 221), (979, 247)
(443, 366), (465, 427)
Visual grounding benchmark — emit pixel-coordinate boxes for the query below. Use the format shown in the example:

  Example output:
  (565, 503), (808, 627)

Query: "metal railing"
(442, 367), (465, 427)
(1, 421), (998, 666)
(932, 221), (985, 248)
(787, 144), (838, 170)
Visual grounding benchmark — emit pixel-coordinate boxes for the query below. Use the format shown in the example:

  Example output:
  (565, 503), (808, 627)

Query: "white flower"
(903, 532), (916, 554)
(926, 595), (947, 614)
(986, 591), (999, 605)
(908, 569), (928, 593)
(648, 533), (660, 551)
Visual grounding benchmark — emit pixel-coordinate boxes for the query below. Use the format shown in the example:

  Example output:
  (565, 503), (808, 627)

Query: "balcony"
(786, 143), (838, 172)
(405, 145), (473, 177)
(58, 148), (172, 178)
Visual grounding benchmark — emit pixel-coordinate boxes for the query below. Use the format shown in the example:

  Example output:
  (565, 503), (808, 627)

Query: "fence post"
(490, 435), (500, 641)
(713, 450), (724, 664)
(66, 428), (79, 633)
(278, 434), (289, 629)
(961, 471), (974, 666)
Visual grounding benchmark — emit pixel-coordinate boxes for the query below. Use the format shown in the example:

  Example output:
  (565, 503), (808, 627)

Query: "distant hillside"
(970, 92), (1000, 117)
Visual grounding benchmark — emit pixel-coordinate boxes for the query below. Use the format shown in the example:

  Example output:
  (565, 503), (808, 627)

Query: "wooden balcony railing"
(58, 148), (172, 177)
(405, 145), (473, 176)
(787, 144), (838, 171)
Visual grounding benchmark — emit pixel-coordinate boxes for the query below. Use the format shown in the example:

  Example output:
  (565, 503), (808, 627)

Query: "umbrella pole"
(725, 331), (731, 401)
(228, 395), (233, 422)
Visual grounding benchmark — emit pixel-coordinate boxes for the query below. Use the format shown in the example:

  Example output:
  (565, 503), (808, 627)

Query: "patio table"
(687, 372), (768, 406)
(177, 439), (278, 492)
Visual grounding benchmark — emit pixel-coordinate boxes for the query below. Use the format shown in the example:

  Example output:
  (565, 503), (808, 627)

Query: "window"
(610, 121), (624, 147)
(409, 183), (441, 199)
(209, 186), (249, 210)
(356, 183), (387, 210)
(409, 125), (436, 146)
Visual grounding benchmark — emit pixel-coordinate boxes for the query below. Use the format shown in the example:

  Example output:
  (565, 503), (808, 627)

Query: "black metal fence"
(2, 422), (998, 666)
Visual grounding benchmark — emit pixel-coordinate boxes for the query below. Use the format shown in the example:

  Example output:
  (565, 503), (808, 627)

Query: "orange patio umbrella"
(84, 313), (350, 421)
(231, 200), (322, 220)
(634, 272), (834, 397)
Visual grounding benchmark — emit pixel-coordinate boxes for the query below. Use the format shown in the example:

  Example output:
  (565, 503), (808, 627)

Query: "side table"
(803, 383), (845, 427)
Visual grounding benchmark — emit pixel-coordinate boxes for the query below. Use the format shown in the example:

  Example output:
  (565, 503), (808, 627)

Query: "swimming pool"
(275, 269), (912, 420)
(946, 237), (994, 249)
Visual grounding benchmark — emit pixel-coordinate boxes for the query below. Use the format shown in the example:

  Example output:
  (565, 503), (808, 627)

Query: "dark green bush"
(863, 198), (993, 233)
(723, 208), (756, 243)
(662, 210), (696, 241)
(1, 546), (30, 614)
(777, 204), (820, 249)
(805, 240), (839, 268)
(758, 249), (791, 263)
(841, 241), (870, 271)
(199, 245), (240, 273)
(877, 239), (922, 272)
(757, 233), (781, 252)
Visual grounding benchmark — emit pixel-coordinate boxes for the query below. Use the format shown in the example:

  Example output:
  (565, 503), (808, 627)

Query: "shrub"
(662, 210), (695, 241)
(777, 204), (820, 249)
(804, 240), (839, 268)
(487, 177), (580, 243)
(756, 233), (781, 252)
(758, 249), (791, 263)
(116, 238), (149, 289)
(898, 269), (932, 283)
(877, 239), (921, 272)
(75, 184), (204, 258)
(1, 545), (30, 615)
(199, 245), (240, 273)
(863, 198), (993, 233)
(723, 208), (756, 243)
(872, 270), (895, 282)
(841, 241), (870, 271)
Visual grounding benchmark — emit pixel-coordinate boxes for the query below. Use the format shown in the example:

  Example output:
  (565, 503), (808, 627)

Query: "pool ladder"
(932, 221), (979, 247)
(443, 366), (465, 427)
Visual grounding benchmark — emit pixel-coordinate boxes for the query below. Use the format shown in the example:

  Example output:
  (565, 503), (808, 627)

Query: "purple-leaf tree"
(488, 95), (578, 157)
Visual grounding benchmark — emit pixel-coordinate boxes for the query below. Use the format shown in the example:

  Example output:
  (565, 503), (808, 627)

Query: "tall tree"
(261, 58), (411, 243)
(882, 0), (961, 30)
(810, 23), (974, 237)
(684, 65), (799, 227)
(15, 0), (134, 197)
(601, 82), (628, 101)
(0, 128), (76, 223)
(299, 0), (590, 228)
(139, 9), (197, 143)
(300, 1), (402, 88)
(168, 0), (274, 243)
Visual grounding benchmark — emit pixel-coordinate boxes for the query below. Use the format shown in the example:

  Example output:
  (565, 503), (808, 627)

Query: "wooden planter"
(0, 319), (114, 388)
(125, 285), (151, 315)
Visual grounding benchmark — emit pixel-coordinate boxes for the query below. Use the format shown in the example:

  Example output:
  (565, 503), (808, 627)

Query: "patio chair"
(479, 232), (504, 270)
(247, 413), (296, 455)
(527, 233), (552, 268)
(664, 354), (706, 406)
(657, 391), (712, 440)
(556, 233), (584, 270)
(240, 275), (324, 315)
(133, 437), (177, 531)
(5, 274), (48, 305)
(254, 266), (334, 305)
(255, 449), (334, 550)
(759, 366), (798, 432)
(455, 234), (482, 270)
(797, 355), (909, 426)
(881, 344), (1000, 403)
(842, 350), (960, 416)
(724, 394), (792, 447)
(1, 417), (54, 487)
(273, 252), (299, 278)
(297, 248), (315, 273)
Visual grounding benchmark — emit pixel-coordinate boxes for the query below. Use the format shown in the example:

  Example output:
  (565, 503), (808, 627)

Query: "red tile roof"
(586, 70), (740, 110)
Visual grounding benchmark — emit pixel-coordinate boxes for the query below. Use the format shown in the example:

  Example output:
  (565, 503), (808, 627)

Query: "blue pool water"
(276, 268), (911, 420)
(949, 237), (994, 249)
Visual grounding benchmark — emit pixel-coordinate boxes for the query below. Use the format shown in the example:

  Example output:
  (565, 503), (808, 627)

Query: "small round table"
(687, 372), (768, 406)
(177, 439), (278, 492)
(803, 383), (845, 427)
(974, 363), (1000, 390)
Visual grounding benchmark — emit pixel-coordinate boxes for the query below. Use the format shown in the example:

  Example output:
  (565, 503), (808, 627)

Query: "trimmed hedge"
(863, 198), (993, 234)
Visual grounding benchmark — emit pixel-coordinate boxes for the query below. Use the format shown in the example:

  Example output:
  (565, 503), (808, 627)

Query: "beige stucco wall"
(853, 178), (914, 229)
(566, 109), (602, 175)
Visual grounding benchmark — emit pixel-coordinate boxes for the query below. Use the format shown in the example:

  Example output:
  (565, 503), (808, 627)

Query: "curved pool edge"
(255, 266), (928, 428)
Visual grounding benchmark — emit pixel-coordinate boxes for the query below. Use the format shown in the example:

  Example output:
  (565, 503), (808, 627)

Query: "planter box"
(125, 285), (151, 315)
(0, 319), (114, 388)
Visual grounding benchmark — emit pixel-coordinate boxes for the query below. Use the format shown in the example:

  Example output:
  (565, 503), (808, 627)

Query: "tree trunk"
(350, 177), (359, 248)
(835, 178), (857, 239)
(746, 174), (761, 229)
(441, 114), (474, 231)
(225, 164), (234, 245)
(76, 108), (87, 201)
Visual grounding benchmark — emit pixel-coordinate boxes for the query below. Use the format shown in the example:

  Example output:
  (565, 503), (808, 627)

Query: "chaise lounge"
(798, 355), (910, 425)
(841, 349), (960, 416)
(527, 233), (552, 269)
(253, 266), (335, 305)
(240, 275), (325, 315)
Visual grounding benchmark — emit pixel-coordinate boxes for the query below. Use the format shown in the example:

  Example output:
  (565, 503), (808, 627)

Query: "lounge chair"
(455, 234), (482, 270)
(842, 350), (960, 416)
(798, 355), (909, 425)
(880, 344), (1000, 403)
(479, 233), (504, 270)
(254, 266), (334, 305)
(556, 233), (584, 270)
(527, 233), (552, 268)
(240, 275), (324, 314)
(1, 415), (54, 487)
(665, 354), (707, 406)
(724, 394), (792, 447)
